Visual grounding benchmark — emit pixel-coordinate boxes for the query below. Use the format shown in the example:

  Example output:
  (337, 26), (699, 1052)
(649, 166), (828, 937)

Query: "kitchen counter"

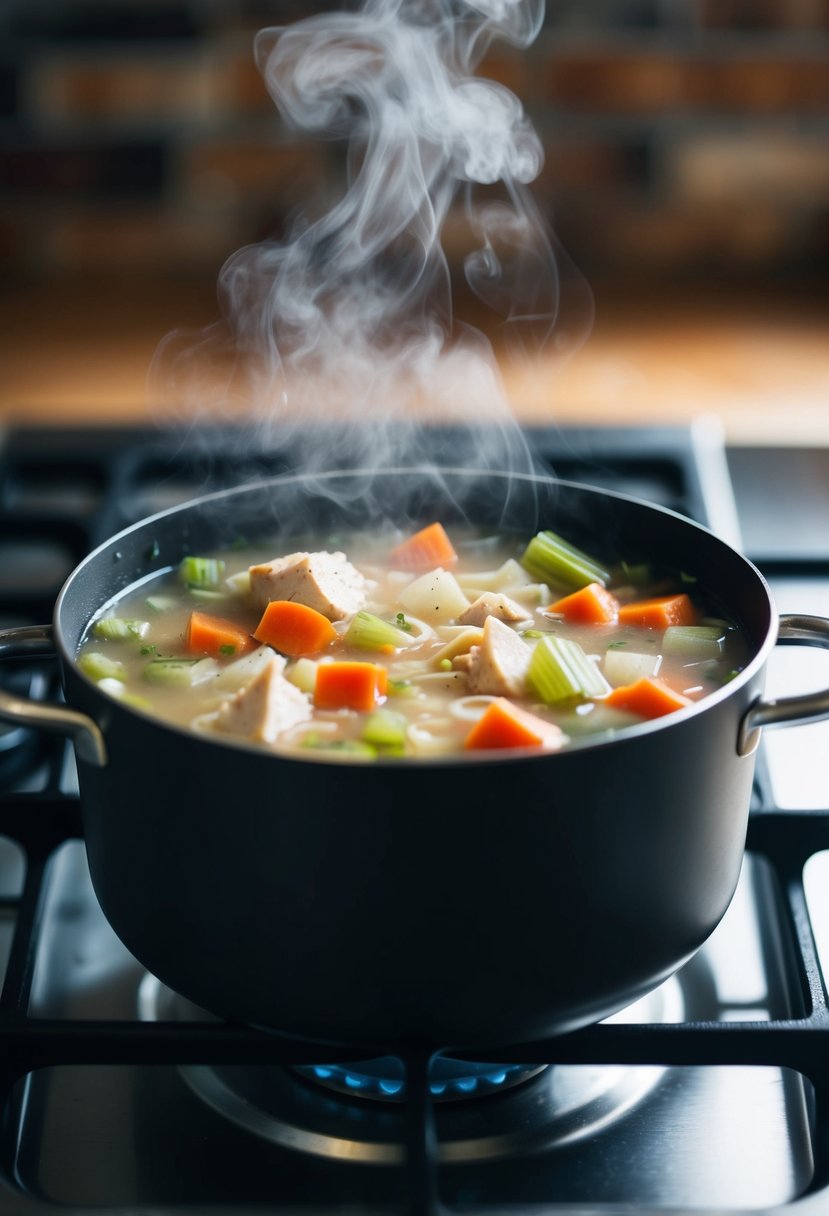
(1, 275), (827, 445)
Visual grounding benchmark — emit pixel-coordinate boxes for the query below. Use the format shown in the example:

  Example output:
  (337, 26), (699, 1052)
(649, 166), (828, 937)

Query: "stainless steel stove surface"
(0, 422), (828, 1215)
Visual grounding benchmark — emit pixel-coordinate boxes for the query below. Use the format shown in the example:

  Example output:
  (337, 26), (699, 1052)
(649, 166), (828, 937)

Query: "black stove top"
(0, 421), (828, 1214)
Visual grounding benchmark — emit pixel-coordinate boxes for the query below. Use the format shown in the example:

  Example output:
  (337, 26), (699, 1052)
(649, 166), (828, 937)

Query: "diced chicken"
(215, 652), (311, 744)
(457, 592), (531, 628)
(459, 615), (531, 697)
(248, 551), (366, 621)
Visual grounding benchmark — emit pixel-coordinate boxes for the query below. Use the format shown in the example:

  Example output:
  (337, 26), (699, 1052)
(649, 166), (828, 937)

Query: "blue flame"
(297, 1056), (538, 1101)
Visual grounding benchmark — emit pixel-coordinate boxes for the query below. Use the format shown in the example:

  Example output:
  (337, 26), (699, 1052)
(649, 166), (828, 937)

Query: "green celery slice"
(663, 625), (725, 660)
(527, 636), (610, 704)
(521, 530), (610, 590)
(92, 617), (150, 642)
(188, 587), (229, 601)
(301, 735), (377, 758)
(146, 594), (178, 613)
(78, 652), (127, 683)
(179, 556), (226, 589)
(362, 708), (408, 748)
(344, 611), (409, 651)
(143, 657), (218, 687)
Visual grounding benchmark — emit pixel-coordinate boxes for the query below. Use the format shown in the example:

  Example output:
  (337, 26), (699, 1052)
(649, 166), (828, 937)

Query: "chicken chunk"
(249, 551), (366, 621)
(215, 652), (311, 744)
(460, 615), (531, 697)
(457, 592), (531, 628)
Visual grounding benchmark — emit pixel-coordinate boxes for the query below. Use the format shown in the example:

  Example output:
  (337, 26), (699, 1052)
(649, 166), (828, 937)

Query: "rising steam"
(151, 0), (592, 490)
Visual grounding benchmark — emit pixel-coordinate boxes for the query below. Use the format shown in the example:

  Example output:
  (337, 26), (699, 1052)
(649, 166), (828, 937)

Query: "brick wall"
(1, 0), (828, 279)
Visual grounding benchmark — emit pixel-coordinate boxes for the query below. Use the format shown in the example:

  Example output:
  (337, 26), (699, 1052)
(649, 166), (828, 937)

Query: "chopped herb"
(679, 571), (698, 586)
(145, 540), (160, 561)
(607, 641), (627, 649)
(521, 629), (553, 639)
(139, 644), (158, 656)
(219, 644), (236, 656)
(395, 612), (412, 632)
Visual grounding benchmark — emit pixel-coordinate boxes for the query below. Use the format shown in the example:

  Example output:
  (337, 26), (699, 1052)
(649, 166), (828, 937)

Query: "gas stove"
(0, 420), (828, 1214)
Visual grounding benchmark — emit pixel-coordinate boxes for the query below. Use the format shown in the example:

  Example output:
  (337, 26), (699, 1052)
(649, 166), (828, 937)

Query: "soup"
(76, 521), (750, 757)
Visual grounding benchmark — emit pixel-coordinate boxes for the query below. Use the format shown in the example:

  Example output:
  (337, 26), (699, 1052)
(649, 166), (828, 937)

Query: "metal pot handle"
(739, 614), (829, 757)
(0, 625), (107, 767)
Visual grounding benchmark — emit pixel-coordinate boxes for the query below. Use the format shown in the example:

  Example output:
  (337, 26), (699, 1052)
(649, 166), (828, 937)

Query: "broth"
(76, 523), (751, 758)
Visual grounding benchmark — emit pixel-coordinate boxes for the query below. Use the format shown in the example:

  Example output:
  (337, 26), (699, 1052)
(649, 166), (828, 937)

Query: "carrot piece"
(617, 593), (697, 630)
(314, 661), (388, 711)
(549, 582), (619, 625)
(254, 600), (337, 656)
(185, 610), (256, 659)
(464, 698), (563, 751)
(388, 522), (457, 570)
(604, 676), (693, 719)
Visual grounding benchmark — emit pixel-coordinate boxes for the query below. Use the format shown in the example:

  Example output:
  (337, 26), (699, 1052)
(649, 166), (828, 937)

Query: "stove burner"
(139, 973), (685, 1164)
(294, 1055), (547, 1102)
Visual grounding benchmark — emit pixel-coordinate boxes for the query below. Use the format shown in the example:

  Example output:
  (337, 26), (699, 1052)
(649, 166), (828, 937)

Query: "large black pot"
(2, 468), (828, 1053)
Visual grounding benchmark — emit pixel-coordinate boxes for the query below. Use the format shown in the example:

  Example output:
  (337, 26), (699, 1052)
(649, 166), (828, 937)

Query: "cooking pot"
(2, 468), (828, 1053)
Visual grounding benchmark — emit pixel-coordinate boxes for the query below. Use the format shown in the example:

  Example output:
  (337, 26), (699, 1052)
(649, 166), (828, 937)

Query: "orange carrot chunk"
(617, 593), (697, 630)
(254, 600), (337, 656)
(465, 698), (564, 751)
(185, 610), (256, 659)
(604, 676), (693, 719)
(549, 582), (619, 625)
(388, 522), (457, 570)
(314, 661), (388, 711)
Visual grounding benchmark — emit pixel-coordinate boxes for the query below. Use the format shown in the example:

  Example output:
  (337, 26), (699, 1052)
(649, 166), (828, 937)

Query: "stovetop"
(0, 420), (828, 1215)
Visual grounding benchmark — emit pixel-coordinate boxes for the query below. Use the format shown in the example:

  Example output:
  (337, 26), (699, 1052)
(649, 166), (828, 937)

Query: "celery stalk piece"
(343, 611), (410, 651)
(521, 530), (610, 590)
(527, 636), (610, 704)
(146, 594), (178, 613)
(78, 652), (127, 683)
(302, 735), (377, 758)
(143, 657), (219, 687)
(362, 708), (408, 748)
(188, 588), (229, 601)
(179, 556), (226, 589)
(92, 617), (150, 642)
(663, 625), (725, 660)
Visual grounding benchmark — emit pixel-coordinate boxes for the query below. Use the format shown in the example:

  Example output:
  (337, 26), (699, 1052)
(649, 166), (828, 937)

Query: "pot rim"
(54, 465), (778, 767)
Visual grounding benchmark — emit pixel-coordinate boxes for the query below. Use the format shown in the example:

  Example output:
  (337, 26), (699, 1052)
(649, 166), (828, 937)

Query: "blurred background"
(0, 0), (827, 440)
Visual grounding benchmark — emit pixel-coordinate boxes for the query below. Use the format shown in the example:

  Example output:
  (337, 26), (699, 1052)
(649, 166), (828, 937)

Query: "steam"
(151, 0), (592, 498)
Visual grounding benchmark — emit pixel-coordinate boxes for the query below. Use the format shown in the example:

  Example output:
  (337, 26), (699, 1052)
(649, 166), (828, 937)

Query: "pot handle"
(0, 625), (107, 767)
(738, 614), (829, 757)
